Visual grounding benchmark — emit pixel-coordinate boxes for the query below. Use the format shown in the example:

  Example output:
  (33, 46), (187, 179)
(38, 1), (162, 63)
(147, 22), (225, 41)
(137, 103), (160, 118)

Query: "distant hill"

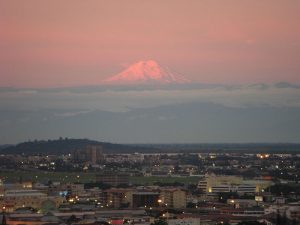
(1, 139), (299, 155)
(0, 138), (155, 155)
(0, 144), (13, 150)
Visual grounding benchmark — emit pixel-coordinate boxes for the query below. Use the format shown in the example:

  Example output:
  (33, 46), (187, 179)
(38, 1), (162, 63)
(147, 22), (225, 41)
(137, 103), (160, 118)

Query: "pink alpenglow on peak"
(103, 60), (190, 85)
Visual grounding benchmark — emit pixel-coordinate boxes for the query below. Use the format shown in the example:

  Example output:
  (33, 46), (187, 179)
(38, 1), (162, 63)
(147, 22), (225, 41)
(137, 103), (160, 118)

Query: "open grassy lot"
(0, 171), (201, 185)
(129, 176), (200, 185)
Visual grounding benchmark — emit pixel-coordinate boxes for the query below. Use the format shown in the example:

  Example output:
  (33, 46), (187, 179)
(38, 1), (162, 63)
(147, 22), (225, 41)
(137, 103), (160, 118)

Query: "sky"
(1, 0), (300, 88)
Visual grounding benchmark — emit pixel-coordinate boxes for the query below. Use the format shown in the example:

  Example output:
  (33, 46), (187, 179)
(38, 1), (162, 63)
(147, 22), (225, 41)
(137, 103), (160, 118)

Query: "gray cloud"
(0, 83), (299, 112)
(0, 83), (299, 144)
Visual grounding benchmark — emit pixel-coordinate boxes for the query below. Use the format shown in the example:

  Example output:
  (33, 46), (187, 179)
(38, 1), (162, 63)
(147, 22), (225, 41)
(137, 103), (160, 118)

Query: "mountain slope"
(103, 60), (190, 85)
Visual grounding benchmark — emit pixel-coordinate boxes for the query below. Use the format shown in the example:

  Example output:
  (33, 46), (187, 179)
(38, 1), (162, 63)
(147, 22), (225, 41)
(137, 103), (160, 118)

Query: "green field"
(0, 171), (200, 185)
(130, 176), (200, 185)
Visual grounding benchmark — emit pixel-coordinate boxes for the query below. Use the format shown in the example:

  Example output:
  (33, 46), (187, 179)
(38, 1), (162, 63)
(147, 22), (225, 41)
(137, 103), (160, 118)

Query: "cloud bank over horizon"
(0, 83), (299, 112)
(0, 83), (299, 144)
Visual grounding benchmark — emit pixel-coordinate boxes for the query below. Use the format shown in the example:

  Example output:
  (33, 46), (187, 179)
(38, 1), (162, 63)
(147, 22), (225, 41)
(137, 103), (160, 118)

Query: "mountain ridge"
(1, 138), (299, 154)
(0, 138), (156, 155)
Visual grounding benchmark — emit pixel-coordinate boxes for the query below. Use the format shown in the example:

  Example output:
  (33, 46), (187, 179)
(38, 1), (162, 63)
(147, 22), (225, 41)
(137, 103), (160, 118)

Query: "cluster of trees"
(270, 183), (300, 195)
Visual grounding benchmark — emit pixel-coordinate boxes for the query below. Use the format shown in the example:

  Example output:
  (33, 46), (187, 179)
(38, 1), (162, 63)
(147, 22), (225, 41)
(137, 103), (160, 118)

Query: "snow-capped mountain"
(103, 60), (190, 85)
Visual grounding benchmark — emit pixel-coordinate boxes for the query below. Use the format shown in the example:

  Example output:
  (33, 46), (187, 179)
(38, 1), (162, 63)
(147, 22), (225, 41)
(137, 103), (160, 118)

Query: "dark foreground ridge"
(0, 138), (300, 155)
(0, 138), (155, 155)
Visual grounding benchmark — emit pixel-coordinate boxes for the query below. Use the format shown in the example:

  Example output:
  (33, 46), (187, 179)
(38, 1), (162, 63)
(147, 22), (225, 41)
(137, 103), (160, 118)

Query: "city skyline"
(0, 1), (300, 223)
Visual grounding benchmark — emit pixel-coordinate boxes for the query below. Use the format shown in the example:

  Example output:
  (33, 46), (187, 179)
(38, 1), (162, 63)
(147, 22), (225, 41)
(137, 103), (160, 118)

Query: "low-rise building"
(160, 189), (186, 209)
(1, 189), (64, 212)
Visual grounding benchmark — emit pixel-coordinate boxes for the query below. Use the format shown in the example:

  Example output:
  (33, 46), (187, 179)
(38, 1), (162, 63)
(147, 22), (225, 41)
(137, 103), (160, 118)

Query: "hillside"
(0, 138), (154, 155)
